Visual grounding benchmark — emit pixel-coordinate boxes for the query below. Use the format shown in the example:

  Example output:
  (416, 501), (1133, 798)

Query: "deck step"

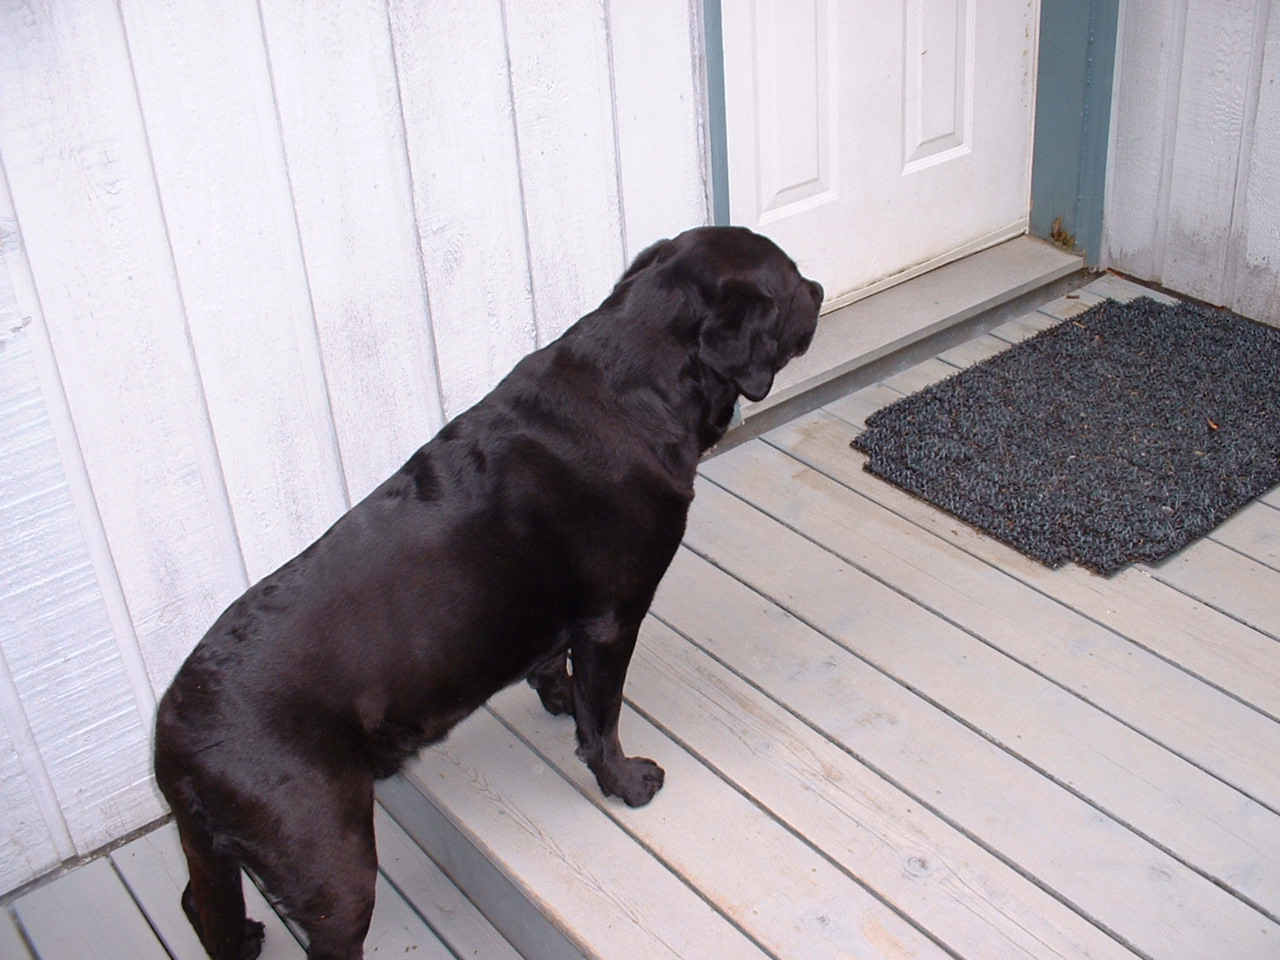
(377, 680), (961, 960)
(738, 234), (1084, 427)
(376, 704), (782, 960)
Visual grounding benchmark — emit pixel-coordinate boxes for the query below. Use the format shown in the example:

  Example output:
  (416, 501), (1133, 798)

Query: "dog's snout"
(807, 278), (824, 306)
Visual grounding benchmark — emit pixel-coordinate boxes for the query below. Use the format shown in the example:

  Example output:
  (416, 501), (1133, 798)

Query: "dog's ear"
(699, 279), (779, 402)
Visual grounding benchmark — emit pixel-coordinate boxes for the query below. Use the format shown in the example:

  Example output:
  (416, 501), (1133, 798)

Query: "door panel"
(749, 0), (837, 222)
(903, 0), (973, 171)
(723, 0), (1038, 309)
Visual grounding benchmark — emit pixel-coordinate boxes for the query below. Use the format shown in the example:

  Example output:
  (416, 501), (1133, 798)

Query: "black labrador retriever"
(154, 225), (822, 960)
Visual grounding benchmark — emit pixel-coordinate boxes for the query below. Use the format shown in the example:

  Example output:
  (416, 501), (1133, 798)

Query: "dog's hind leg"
(253, 771), (378, 960)
(173, 812), (265, 960)
(527, 646), (573, 716)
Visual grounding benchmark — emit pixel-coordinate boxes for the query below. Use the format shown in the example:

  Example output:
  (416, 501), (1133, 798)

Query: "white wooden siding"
(0, 0), (708, 894)
(1104, 0), (1280, 322)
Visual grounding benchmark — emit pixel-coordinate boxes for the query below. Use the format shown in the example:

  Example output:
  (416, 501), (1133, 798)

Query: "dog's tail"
(156, 720), (265, 960)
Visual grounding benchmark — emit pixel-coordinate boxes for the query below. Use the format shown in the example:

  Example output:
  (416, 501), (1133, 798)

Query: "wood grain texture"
(1231, 5), (1280, 323)
(365, 874), (458, 960)
(820, 274), (1280, 723)
(505, 0), (625, 344)
(120, 0), (349, 580)
(606, 0), (711, 259)
(387, 0), (536, 418)
(1160, 0), (1260, 303)
(680, 478), (1279, 960)
(0, 715), (58, 895)
(1103, 0), (1180, 279)
(1210, 501), (1280, 572)
(789, 399), (1280, 718)
(0, 0), (711, 896)
(0, 323), (159, 870)
(1105, 0), (1280, 323)
(1152, 538), (1280, 640)
(13, 857), (170, 960)
(260, 0), (446, 502)
(0, 0), (247, 704)
(709, 433), (1280, 915)
(111, 822), (305, 960)
(402, 708), (772, 960)
(373, 806), (525, 960)
(11, 275), (1280, 956)
(650, 554), (1137, 960)
(488, 682), (951, 960)
(0, 198), (71, 889)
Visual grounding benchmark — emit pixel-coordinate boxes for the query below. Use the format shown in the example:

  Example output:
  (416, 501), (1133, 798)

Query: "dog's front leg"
(570, 614), (664, 807)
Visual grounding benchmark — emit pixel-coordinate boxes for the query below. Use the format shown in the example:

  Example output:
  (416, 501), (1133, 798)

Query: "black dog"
(154, 226), (822, 960)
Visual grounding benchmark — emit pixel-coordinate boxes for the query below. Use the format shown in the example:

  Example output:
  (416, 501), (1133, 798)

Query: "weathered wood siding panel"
(259, 0), (446, 502)
(1104, 0), (1280, 321)
(0, 0), (708, 892)
(610, 0), (711, 262)
(120, 0), (351, 580)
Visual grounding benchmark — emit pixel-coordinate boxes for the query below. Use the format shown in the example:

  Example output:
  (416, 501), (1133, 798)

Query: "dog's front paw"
(597, 755), (665, 807)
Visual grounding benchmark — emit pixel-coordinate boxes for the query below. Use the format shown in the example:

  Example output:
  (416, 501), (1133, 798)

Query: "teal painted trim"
(703, 0), (731, 225)
(1029, 0), (1120, 266)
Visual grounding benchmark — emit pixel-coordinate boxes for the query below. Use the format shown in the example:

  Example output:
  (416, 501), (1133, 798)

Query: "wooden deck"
(6, 275), (1280, 960)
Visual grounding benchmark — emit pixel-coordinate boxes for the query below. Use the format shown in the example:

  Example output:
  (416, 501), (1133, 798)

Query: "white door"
(722, 0), (1039, 309)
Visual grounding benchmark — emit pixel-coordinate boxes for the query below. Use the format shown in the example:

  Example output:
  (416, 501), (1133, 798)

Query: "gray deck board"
(706, 435), (1280, 913)
(1210, 501), (1280, 572)
(0, 909), (31, 960)
(398, 708), (770, 960)
(1153, 539), (1280, 639)
(757, 415), (1280, 810)
(681, 474), (1278, 960)
(5, 813), (509, 960)
(12, 857), (170, 960)
(487, 683), (950, 960)
(372, 806), (525, 960)
(10, 276), (1279, 960)
(111, 822), (304, 960)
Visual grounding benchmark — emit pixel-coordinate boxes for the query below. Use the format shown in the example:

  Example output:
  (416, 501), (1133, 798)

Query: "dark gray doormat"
(851, 296), (1280, 575)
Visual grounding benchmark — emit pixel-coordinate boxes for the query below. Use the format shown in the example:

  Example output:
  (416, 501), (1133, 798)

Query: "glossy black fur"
(153, 226), (822, 960)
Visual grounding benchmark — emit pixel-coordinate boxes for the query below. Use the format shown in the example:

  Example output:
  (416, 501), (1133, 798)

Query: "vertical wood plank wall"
(0, 0), (708, 894)
(1103, 0), (1280, 322)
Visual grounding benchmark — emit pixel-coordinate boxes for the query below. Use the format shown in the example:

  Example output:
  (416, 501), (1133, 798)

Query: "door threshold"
(731, 235), (1084, 441)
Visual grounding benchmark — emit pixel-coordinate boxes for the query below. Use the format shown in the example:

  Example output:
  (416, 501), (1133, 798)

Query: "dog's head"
(627, 227), (823, 402)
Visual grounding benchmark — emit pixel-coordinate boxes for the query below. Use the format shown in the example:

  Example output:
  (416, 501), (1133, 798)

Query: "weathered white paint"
(721, 0), (1038, 308)
(507, 0), (627, 344)
(0, 304), (159, 893)
(608, 0), (711, 262)
(1104, 0), (1280, 323)
(122, 0), (352, 583)
(259, 0), (447, 503)
(0, 0), (709, 893)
